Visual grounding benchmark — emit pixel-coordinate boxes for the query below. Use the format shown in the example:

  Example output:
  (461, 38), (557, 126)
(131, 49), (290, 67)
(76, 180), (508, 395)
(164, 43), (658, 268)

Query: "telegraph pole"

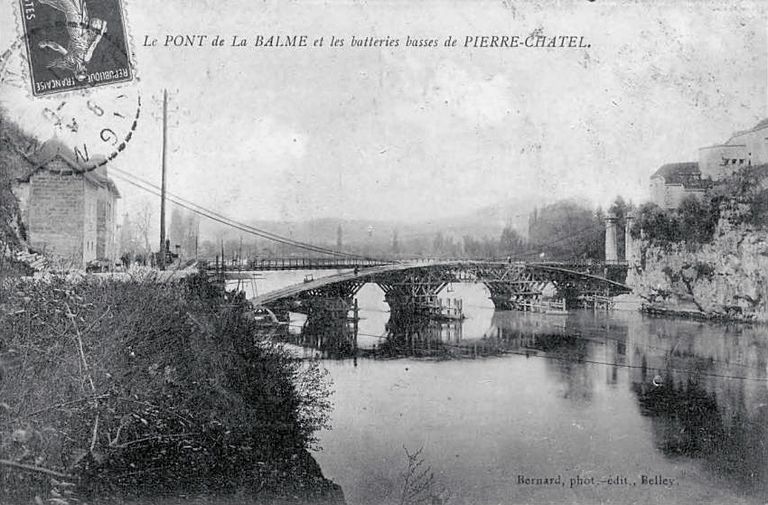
(159, 89), (168, 270)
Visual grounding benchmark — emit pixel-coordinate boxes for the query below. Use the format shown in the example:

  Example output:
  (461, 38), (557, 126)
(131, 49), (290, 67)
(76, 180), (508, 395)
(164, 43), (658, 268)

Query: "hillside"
(196, 197), (541, 256)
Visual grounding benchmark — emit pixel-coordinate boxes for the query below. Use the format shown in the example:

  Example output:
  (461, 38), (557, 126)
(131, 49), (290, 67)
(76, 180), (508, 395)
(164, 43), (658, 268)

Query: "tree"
(392, 229), (400, 255)
(632, 202), (680, 244)
(528, 200), (604, 260)
(0, 107), (38, 252)
(432, 232), (445, 256)
(677, 196), (716, 243)
(133, 203), (153, 254)
(499, 226), (525, 257)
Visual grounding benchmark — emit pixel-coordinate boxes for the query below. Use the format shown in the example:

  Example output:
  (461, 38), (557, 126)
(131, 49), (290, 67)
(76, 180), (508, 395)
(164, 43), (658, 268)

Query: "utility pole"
(159, 89), (168, 270)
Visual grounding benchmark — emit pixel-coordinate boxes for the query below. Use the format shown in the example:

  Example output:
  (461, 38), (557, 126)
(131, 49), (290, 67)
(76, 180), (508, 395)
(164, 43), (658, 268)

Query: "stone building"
(650, 118), (768, 210)
(698, 118), (768, 180)
(649, 162), (711, 210)
(12, 139), (121, 267)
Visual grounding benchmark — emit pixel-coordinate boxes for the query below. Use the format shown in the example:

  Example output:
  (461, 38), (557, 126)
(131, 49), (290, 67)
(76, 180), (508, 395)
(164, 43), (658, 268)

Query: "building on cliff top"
(650, 162), (711, 210)
(651, 118), (768, 210)
(11, 138), (121, 268)
(699, 118), (768, 180)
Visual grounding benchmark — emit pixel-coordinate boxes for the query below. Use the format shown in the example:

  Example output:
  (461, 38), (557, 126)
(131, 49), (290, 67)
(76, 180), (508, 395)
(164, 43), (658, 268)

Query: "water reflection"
(236, 274), (768, 504)
(627, 318), (768, 496)
(275, 303), (768, 504)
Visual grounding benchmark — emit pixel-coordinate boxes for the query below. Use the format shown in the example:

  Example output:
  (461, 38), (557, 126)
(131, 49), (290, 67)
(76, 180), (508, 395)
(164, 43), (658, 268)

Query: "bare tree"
(133, 202), (153, 254)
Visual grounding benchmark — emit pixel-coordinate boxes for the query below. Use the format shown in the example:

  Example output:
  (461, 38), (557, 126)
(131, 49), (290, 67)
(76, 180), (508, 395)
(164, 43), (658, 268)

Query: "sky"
(1, 0), (767, 224)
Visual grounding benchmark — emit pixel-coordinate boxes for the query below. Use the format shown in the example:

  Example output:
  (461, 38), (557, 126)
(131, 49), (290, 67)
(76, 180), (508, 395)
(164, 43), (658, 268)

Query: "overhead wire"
(110, 169), (378, 259)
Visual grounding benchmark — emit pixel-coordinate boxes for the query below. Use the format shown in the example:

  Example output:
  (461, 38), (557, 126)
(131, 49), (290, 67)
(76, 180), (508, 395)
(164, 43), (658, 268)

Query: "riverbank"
(640, 302), (757, 323)
(0, 270), (343, 505)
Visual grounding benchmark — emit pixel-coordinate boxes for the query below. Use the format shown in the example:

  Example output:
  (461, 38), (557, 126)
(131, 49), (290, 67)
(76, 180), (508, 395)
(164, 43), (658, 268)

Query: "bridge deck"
(249, 260), (454, 305)
(248, 260), (630, 306)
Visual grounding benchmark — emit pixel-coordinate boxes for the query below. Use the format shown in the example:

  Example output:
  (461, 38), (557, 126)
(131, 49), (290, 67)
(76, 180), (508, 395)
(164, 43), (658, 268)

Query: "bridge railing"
(204, 257), (394, 271)
(204, 256), (629, 272)
(388, 257), (628, 267)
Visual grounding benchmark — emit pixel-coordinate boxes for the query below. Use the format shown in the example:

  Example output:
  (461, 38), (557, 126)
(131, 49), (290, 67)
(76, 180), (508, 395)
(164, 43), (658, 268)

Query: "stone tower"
(605, 214), (618, 262)
(624, 214), (635, 262)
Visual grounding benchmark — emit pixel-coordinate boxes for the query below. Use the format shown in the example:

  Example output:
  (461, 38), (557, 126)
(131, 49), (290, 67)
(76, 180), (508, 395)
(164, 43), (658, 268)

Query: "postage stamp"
(18, 0), (133, 96)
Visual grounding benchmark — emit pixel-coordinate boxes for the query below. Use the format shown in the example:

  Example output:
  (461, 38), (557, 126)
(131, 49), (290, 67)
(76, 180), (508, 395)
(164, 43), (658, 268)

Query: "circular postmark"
(0, 17), (140, 175)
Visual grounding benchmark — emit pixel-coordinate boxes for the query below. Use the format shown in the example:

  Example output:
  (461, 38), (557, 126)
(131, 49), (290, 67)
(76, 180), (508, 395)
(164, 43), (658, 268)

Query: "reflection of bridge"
(245, 259), (629, 314)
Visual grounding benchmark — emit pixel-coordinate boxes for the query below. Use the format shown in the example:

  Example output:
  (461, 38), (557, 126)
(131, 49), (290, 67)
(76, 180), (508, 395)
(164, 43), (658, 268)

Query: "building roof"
(651, 162), (701, 183)
(725, 118), (768, 143)
(699, 143), (746, 150)
(15, 137), (120, 198)
(752, 118), (768, 130)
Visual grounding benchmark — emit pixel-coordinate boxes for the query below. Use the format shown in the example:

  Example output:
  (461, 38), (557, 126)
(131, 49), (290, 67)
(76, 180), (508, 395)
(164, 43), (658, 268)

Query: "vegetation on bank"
(0, 271), (338, 504)
(629, 165), (768, 320)
(0, 108), (34, 254)
(632, 165), (768, 247)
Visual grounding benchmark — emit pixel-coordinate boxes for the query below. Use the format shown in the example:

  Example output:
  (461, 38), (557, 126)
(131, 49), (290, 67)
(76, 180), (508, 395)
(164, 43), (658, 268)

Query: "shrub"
(633, 198), (718, 246)
(0, 272), (332, 502)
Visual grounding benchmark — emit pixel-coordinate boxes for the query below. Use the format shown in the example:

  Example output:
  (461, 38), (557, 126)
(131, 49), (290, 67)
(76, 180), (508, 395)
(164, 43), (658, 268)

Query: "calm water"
(234, 273), (768, 505)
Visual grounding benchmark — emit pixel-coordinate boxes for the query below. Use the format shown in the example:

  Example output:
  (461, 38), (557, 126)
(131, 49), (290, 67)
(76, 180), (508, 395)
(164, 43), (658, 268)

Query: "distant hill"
(197, 196), (545, 257)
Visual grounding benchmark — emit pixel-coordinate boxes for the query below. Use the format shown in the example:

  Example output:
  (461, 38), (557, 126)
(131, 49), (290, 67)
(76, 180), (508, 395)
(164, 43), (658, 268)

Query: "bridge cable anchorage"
(110, 170), (387, 261)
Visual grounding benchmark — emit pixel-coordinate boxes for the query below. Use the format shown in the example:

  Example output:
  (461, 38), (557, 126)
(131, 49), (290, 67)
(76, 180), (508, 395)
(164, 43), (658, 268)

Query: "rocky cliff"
(628, 226), (768, 321)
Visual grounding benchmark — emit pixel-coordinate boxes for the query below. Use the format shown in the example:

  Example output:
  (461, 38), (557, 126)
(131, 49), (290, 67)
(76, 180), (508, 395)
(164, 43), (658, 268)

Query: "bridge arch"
(246, 259), (630, 312)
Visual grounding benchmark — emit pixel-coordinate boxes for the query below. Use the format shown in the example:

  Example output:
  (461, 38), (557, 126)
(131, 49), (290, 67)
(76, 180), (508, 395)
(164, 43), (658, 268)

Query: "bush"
(633, 198), (718, 246)
(0, 272), (332, 502)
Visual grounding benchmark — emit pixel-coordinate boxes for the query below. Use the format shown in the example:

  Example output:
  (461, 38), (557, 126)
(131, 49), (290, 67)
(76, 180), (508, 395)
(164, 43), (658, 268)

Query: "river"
(230, 271), (768, 505)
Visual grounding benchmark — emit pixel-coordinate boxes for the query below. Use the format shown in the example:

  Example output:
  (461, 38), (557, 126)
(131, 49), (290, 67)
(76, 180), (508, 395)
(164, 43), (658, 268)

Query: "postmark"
(18, 0), (133, 96)
(0, 37), (141, 174)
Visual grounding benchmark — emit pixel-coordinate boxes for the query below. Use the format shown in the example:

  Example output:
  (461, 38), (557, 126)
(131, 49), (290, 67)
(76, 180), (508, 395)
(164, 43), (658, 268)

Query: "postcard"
(0, 1), (766, 505)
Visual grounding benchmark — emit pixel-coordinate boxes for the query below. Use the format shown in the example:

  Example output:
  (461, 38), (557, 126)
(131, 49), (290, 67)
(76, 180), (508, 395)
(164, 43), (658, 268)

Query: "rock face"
(628, 227), (768, 321)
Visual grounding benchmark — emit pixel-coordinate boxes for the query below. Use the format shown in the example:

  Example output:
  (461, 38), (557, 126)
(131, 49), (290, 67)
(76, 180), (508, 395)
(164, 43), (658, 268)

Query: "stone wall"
(729, 124), (768, 165)
(96, 185), (118, 261)
(698, 144), (748, 180)
(28, 166), (85, 265)
(652, 182), (706, 210)
(83, 182), (99, 263)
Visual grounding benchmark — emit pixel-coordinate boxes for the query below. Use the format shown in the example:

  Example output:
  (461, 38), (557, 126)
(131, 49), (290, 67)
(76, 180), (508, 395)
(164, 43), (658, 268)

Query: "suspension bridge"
(111, 163), (633, 315)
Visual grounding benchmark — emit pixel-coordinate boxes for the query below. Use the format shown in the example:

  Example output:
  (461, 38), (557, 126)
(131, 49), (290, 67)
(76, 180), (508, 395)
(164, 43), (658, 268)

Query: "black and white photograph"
(0, 1), (766, 504)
